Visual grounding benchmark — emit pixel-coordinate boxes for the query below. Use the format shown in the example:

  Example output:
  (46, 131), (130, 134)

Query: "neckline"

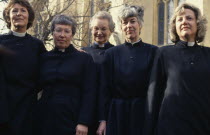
(11, 30), (26, 37)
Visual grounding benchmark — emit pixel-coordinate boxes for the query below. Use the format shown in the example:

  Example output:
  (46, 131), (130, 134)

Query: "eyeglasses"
(54, 28), (72, 36)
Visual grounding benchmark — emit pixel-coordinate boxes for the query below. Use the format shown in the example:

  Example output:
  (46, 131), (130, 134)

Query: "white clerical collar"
(58, 49), (65, 52)
(128, 39), (142, 46)
(99, 44), (105, 48)
(12, 30), (26, 37)
(94, 42), (105, 48)
(188, 42), (195, 47)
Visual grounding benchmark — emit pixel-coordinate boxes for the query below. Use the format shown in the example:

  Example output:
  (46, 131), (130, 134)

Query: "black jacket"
(37, 45), (97, 134)
(104, 40), (158, 135)
(82, 42), (114, 121)
(144, 40), (210, 135)
(0, 31), (46, 135)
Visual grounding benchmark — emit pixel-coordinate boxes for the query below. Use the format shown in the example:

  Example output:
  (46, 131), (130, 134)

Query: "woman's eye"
(187, 17), (192, 20)
(122, 22), (127, 25)
(94, 27), (99, 30)
(65, 30), (71, 33)
(12, 10), (18, 13)
(177, 18), (182, 22)
(22, 9), (27, 12)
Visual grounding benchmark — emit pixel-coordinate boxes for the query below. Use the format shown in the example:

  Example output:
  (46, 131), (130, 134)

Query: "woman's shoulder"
(105, 44), (124, 53)
(151, 45), (176, 58)
(199, 45), (210, 49)
(142, 42), (158, 49)
(0, 33), (12, 40)
(199, 45), (210, 53)
(76, 48), (93, 58)
(81, 46), (92, 52)
(158, 44), (175, 51)
(26, 34), (43, 44)
(40, 50), (54, 57)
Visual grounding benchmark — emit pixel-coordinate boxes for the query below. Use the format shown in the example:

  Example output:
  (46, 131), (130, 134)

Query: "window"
(158, 1), (165, 45)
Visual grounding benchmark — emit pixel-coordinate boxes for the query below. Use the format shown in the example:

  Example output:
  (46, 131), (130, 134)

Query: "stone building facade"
(108, 0), (210, 47)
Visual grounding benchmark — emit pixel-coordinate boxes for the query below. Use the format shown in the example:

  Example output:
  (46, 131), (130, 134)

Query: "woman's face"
(175, 8), (197, 42)
(53, 24), (73, 49)
(121, 17), (141, 43)
(91, 18), (111, 45)
(9, 4), (29, 32)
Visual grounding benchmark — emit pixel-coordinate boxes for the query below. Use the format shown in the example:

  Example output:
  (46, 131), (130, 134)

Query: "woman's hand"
(76, 124), (88, 135)
(97, 121), (106, 135)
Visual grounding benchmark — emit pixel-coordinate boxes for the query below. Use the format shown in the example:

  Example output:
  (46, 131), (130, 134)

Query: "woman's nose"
(126, 22), (132, 27)
(181, 18), (188, 24)
(59, 31), (65, 37)
(98, 30), (102, 34)
(16, 10), (22, 16)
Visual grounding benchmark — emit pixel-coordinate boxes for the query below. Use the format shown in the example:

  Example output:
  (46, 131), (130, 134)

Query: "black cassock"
(104, 40), (157, 135)
(144, 40), (210, 135)
(37, 45), (96, 135)
(0, 31), (46, 135)
(0, 63), (7, 123)
(82, 42), (114, 134)
(0, 45), (13, 133)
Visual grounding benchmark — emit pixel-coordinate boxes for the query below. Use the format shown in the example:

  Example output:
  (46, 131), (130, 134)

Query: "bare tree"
(30, 0), (75, 43)
(0, 1), (7, 33)
(0, 0), (8, 2)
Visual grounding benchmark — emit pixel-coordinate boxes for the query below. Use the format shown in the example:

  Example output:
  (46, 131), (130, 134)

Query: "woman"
(104, 5), (157, 135)
(0, 0), (46, 135)
(144, 3), (210, 135)
(82, 11), (115, 64)
(82, 11), (115, 135)
(37, 14), (96, 135)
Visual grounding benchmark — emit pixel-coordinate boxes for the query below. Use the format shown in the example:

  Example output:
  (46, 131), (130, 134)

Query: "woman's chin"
(13, 24), (27, 29)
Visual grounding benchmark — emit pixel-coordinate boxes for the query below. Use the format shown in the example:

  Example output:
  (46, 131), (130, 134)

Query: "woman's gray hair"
(118, 5), (144, 26)
(89, 11), (115, 33)
(169, 2), (207, 43)
(51, 14), (77, 36)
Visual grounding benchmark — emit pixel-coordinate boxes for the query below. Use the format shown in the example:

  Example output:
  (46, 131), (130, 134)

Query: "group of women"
(0, 0), (210, 135)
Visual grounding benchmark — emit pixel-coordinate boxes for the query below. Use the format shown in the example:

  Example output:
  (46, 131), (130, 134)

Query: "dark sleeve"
(0, 39), (10, 125)
(148, 46), (158, 75)
(98, 50), (113, 121)
(77, 55), (97, 126)
(80, 47), (85, 51)
(80, 47), (88, 53)
(97, 62), (108, 121)
(143, 49), (167, 135)
(38, 40), (47, 54)
(0, 61), (9, 125)
(36, 39), (47, 92)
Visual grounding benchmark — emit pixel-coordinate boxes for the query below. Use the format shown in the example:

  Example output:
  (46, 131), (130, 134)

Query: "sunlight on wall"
(186, 0), (203, 14)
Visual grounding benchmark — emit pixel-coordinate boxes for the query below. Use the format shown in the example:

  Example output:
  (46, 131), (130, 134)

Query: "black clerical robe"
(144, 40), (210, 135)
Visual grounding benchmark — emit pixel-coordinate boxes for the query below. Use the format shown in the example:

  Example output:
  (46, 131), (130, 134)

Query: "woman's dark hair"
(3, 0), (35, 29)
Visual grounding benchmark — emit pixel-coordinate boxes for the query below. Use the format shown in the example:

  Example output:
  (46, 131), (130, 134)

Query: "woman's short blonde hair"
(169, 2), (207, 43)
